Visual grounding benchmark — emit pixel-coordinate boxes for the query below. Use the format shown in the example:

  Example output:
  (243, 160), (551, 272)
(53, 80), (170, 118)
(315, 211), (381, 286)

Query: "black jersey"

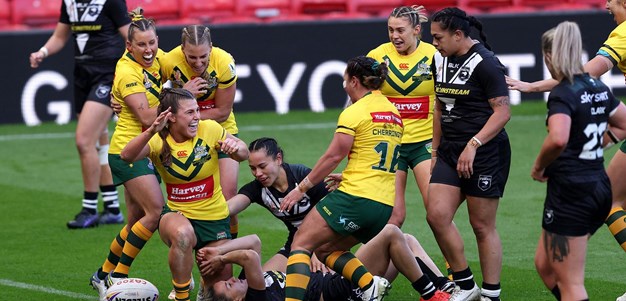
(245, 271), (359, 301)
(545, 73), (620, 176)
(432, 43), (509, 141)
(59, 0), (130, 63)
(238, 163), (328, 242)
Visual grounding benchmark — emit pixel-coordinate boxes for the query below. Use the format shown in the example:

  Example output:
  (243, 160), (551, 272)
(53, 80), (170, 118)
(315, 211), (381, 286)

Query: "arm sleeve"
(238, 181), (263, 204)
(107, 0), (131, 28)
(547, 88), (574, 118)
(335, 108), (359, 136)
(59, 1), (69, 24)
(216, 49), (237, 88)
(478, 57), (509, 100)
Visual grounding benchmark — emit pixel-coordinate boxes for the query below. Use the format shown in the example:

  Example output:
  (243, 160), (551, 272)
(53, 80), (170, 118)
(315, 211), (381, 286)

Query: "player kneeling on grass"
(120, 88), (249, 301)
(196, 224), (452, 301)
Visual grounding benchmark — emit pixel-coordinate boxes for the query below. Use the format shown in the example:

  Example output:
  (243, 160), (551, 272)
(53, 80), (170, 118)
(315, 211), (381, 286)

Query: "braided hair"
(346, 56), (388, 90)
(431, 7), (492, 51)
(127, 7), (156, 42)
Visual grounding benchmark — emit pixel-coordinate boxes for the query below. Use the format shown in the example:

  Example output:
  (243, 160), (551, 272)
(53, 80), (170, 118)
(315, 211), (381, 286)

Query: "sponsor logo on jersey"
(370, 111), (403, 127)
(166, 176), (214, 202)
(125, 82), (138, 88)
(388, 96), (430, 119)
(177, 150), (188, 158)
(398, 63), (410, 70)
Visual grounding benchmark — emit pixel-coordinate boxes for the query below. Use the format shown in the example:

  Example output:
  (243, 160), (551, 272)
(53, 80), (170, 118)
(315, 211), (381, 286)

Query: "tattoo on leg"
(544, 232), (569, 262)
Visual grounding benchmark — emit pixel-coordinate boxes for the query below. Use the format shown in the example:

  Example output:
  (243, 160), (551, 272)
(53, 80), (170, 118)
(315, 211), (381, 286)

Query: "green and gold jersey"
(110, 49), (165, 154)
(336, 91), (403, 206)
(161, 45), (239, 134)
(598, 21), (626, 78)
(367, 42), (435, 143)
(148, 120), (229, 221)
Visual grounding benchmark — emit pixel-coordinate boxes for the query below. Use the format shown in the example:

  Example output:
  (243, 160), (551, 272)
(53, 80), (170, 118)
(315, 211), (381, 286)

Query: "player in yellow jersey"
(89, 9), (167, 301)
(160, 25), (242, 240)
(120, 88), (249, 301)
(367, 5), (435, 228)
(507, 1), (626, 288)
(279, 56), (405, 301)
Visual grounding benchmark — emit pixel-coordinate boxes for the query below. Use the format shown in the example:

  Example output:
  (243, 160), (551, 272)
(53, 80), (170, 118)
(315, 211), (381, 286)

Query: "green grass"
(0, 100), (625, 300)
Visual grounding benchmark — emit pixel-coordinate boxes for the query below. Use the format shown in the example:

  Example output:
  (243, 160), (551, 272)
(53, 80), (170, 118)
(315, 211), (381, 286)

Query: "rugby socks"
(285, 250), (312, 301)
(101, 185), (120, 215)
(605, 207), (626, 252)
(98, 226), (129, 279)
(172, 279), (191, 301)
(325, 251), (373, 290)
(412, 275), (436, 300)
(416, 257), (449, 290)
(82, 191), (98, 215)
(452, 266), (475, 290)
(113, 221), (154, 278)
(551, 285), (562, 300)
(481, 282), (501, 301)
(445, 260), (453, 280)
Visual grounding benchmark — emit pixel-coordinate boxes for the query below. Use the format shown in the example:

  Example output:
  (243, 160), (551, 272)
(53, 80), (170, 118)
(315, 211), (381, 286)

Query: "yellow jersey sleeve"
(598, 21), (626, 75)
(212, 46), (237, 89)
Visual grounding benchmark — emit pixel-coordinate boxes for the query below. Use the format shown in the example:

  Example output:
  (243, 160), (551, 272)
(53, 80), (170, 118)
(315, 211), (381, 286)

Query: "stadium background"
(2, 1), (626, 300)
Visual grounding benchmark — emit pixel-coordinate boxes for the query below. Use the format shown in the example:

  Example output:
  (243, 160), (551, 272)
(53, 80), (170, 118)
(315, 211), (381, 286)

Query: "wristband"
(39, 46), (49, 58)
(471, 136), (483, 147)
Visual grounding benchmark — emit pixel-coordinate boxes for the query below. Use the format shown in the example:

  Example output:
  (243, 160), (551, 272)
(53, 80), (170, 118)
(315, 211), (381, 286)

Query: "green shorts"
(620, 141), (626, 154)
(397, 139), (433, 172)
(109, 154), (160, 186)
(161, 205), (231, 250)
(316, 190), (392, 243)
(218, 133), (239, 159)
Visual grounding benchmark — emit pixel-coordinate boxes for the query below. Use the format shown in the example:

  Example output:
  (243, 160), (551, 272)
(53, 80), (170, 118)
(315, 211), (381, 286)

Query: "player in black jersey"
(531, 21), (626, 301)
(427, 7), (511, 301)
(196, 224), (452, 301)
(29, 0), (131, 229)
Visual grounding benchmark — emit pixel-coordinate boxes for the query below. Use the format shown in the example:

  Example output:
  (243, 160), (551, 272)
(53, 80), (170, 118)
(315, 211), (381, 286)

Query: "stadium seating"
(404, 0), (459, 13)
(11, 0), (61, 28)
(236, 0), (295, 18)
(348, 0), (403, 16)
(293, 0), (350, 15)
(179, 0), (237, 23)
(126, 0), (182, 24)
(0, 0), (10, 26)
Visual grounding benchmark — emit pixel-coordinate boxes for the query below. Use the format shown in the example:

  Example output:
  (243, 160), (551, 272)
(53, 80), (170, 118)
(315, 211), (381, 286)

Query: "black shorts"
(74, 62), (116, 113)
(542, 172), (612, 236)
(277, 230), (295, 258)
(430, 132), (511, 198)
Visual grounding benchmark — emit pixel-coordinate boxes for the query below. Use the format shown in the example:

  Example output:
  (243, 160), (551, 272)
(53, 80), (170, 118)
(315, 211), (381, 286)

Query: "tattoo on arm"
(543, 231), (570, 262)
(488, 96), (510, 108)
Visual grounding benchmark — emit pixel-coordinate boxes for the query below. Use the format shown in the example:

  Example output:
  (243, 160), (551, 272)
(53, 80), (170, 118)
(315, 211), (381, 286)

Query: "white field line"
(0, 279), (93, 300)
(0, 115), (543, 142)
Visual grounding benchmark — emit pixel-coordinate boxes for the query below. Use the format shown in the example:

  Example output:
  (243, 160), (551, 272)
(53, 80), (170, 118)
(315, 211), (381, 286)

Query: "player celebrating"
(160, 25), (242, 239)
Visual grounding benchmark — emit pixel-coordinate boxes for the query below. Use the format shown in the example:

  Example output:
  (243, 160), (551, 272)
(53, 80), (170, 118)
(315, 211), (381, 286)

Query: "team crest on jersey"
(413, 62), (433, 81)
(459, 67), (471, 81)
(478, 175), (492, 191)
(192, 145), (210, 166)
(143, 73), (152, 89)
(171, 70), (185, 88)
(95, 84), (111, 99)
(216, 231), (227, 240)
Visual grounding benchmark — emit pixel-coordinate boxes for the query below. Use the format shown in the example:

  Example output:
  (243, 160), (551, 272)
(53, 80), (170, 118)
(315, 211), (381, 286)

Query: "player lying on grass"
(196, 224), (453, 301)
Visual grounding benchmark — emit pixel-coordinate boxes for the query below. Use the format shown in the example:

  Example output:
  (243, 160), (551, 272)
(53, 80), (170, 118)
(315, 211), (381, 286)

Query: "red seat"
(404, 0), (458, 14)
(349, 0), (403, 16)
(179, 0), (236, 23)
(515, 0), (562, 8)
(489, 5), (537, 14)
(571, 0), (605, 8)
(544, 2), (593, 11)
(11, 0), (61, 27)
(126, 0), (180, 23)
(294, 0), (350, 15)
(465, 0), (515, 11)
(0, 0), (10, 26)
(236, 0), (295, 19)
